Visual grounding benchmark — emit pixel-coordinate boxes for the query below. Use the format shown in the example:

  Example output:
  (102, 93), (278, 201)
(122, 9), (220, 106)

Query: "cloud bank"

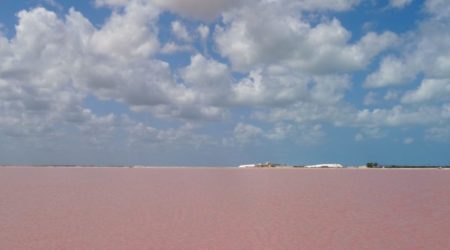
(1, 0), (450, 165)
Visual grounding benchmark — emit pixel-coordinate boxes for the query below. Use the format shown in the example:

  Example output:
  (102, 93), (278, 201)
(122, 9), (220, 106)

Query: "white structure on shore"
(304, 164), (344, 168)
(238, 162), (281, 168)
(238, 163), (344, 168)
(238, 164), (257, 168)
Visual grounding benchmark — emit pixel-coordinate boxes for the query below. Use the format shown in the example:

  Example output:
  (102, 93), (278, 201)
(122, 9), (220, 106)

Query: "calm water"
(0, 168), (449, 249)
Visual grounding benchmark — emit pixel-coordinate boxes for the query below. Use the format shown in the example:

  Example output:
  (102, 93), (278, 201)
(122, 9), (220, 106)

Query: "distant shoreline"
(1, 165), (449, 169)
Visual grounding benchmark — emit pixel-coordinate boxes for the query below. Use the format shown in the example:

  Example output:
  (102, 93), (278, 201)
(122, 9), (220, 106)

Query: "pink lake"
(0, 167), (449, 249)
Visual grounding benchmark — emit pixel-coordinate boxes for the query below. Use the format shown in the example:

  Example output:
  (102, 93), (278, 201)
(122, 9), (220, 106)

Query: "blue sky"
(1, 0), (450, 166)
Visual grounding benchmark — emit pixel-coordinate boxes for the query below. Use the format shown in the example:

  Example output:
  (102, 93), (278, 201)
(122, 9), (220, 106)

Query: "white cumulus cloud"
(402, 79), (450, 103)
(215, 3), (398, 73)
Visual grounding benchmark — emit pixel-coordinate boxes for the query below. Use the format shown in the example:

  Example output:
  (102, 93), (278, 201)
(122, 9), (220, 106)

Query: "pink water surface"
(0, 168), (449, 250)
